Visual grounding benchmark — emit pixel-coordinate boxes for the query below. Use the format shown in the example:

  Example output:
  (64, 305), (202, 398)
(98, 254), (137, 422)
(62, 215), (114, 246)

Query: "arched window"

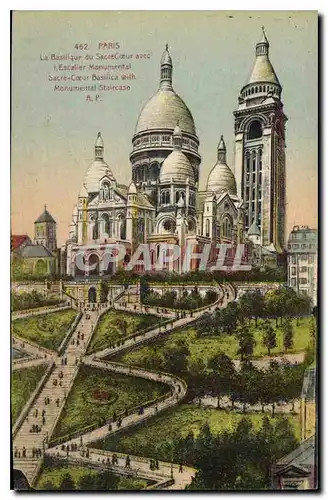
(102, 214), (112, 238)
(101, 181), (110, 201)
(175, 191), (185, 203)
(259, 85), (262, 92)
(252, 151), (256, 172)
(205, 219), (210, 237)
(251, 87), (254, 94)
(248, 120), (262, 140)
(189, 192), (195, 206)
(255, 86), (258, 93)
(246, 152), (250, 173)
(35, 259), (47, 275)
(92, 221), (99, 240)
(88, 254), (99, 276)
(161, 191), (170, 205)
(150, 162), (159, 179)
(222, 216), (232, 239)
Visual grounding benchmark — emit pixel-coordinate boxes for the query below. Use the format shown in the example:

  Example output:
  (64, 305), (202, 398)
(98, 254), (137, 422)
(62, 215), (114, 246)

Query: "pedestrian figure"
(179, 464), (183, 473)
(125, 455), (131, 469)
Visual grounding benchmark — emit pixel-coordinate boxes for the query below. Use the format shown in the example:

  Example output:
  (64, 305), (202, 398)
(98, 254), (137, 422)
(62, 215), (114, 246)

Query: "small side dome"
(248, 221), (261, 237)
(206, 136), (237, 196)
(79, 184), (88, 198)
(128, 181), (137, 194)
(160, 122), (195, 184)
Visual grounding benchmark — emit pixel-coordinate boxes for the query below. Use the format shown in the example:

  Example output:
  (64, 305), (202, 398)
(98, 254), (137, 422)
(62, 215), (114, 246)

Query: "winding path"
(11, 283), (237, 489)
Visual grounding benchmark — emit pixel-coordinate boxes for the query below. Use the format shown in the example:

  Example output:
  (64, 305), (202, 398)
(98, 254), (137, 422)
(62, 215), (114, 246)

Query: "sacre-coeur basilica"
(61, 29), (287, 277)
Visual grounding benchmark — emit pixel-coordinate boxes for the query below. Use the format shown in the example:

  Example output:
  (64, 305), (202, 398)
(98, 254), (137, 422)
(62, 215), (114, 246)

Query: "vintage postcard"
(11, 10), (318, 491)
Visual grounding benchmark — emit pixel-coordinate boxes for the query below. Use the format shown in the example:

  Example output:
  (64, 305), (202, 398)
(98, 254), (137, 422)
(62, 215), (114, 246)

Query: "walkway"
(13, 283), (234, 489)
(12, 309), (98, 484)
(192, 395), (301, 414)
(13, 357), (50, 371)
(12, 304), (71, 320)
(12, 336), (56, 359)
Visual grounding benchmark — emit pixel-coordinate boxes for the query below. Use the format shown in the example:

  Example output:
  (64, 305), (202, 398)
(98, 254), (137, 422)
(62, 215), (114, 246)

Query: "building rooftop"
(11, 235), (31, 251)
(34, 207), (56, 224)
(276, 435), (315, 470)
(21, 244), (54, 258)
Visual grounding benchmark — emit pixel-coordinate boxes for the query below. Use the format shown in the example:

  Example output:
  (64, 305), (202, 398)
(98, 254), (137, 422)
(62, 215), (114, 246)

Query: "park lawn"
(93, 404), (300, 462)
(87, 310), (159, 354)
(118, 317), (313, 369)
(52, 364), (168, 440)
(11, 309), (78, 351)
(36, 465), (149, 490)
(12, 364), (48, 423)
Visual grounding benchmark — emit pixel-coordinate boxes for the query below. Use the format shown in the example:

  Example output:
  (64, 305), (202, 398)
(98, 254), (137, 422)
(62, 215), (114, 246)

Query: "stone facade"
(287, 226), (317, 305)
(63, 32), (287, 277)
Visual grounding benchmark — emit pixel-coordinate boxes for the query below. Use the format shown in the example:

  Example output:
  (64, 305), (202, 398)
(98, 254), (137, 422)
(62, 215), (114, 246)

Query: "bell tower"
(233, 28), (287, 252)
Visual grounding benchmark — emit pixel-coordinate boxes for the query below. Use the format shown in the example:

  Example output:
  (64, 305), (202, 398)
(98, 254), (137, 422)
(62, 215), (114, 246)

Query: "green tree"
(95, 470), (119, 490)
(265, 361), (284, 417)
(59, 473), (75, 491)
(261, 319), (277, 355)
(282, 318), (294, 352)
(113, 318), (128, 337)
(220, 301), (238, 333)
(236, 325), (255, 361)
(143, 348), (163, 371)
(77, 473), (97, 490)
(309, 316), (316, 352)
(208, 352), (236, 408)
(163, 342), (189, 373)
(196, 312), (216, 337)
(40, 480), (57, 491)
(237, 362), (260, 412)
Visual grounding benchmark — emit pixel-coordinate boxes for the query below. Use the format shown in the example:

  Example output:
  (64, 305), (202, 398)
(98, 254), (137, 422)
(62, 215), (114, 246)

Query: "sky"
(11, 10), (318, 245)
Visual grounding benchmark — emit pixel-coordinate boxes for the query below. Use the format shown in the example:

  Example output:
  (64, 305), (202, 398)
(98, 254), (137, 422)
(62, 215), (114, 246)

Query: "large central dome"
(135, 88), (196, 135)
(134, 45), (196, 136)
